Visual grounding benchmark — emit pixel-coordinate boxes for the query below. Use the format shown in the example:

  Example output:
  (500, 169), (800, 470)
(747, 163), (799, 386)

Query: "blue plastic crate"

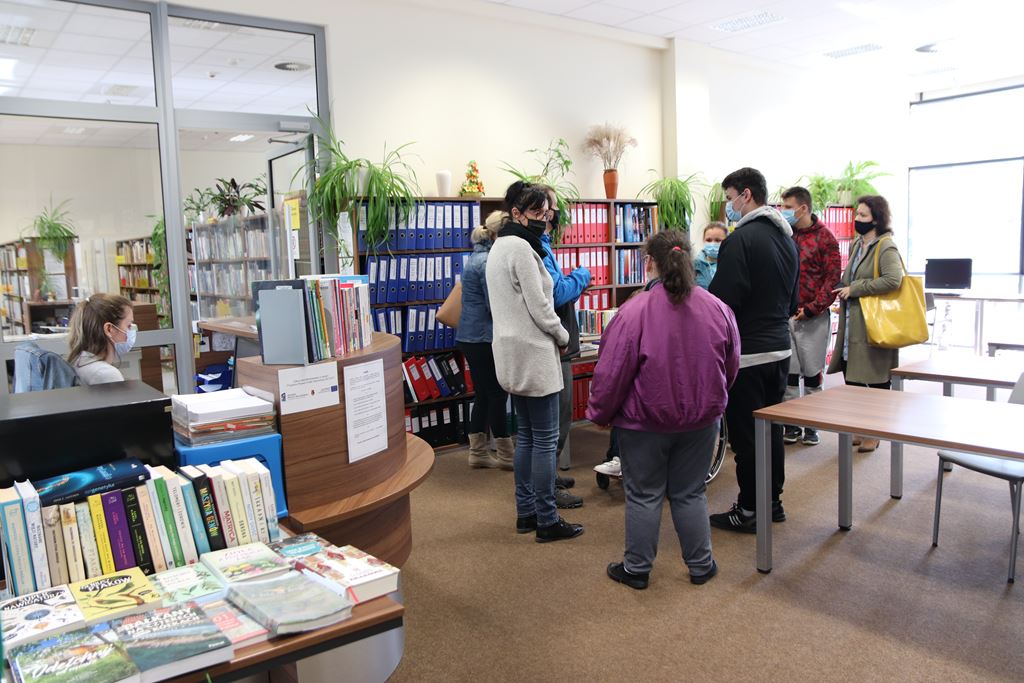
(174, 432), (287, 518)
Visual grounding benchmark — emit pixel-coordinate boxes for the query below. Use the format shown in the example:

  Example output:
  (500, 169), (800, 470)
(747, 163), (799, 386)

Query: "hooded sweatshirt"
(708, 205), (800, 367)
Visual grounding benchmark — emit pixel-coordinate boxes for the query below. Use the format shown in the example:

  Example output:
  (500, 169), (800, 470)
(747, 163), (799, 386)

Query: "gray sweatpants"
(619, 424), (718, 576)
(784, 312), (831, 402)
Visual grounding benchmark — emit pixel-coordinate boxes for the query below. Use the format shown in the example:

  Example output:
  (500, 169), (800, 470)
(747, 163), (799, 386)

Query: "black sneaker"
(555, 487), (583, 509)
(801, 428), (820, 446)
(607, 562), (649, 590)
(772, 500), (786, 523)
(555, 474), (576, 489)
(516, 515), (537, 534)
(690, 560), (719, 585)
(783, 426), (802, 444)
(709, 503), (756, 533)
(536, 518), (584, 543)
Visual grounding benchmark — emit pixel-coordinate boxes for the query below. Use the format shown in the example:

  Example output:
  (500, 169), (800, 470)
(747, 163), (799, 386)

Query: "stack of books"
(577, 307), (618, 336)
(171, 388), (275, 446)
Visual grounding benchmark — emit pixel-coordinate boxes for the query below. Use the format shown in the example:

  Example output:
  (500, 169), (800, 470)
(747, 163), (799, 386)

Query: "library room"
(0, 0), (1021, 681)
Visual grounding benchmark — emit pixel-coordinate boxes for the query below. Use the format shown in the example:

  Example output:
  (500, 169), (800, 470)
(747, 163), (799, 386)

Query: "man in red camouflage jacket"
(779, 186), (841, 446)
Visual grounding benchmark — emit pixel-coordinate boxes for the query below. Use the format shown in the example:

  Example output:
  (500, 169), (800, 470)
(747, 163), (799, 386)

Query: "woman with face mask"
(694, 222), (728, 290)
(67, 293), (136, 385)
(826, 195), (903, 453)
(485, 182), (582, 543)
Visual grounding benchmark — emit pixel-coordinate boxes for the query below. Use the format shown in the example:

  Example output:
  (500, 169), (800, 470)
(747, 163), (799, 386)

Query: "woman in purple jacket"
(587, 230), (740, 589)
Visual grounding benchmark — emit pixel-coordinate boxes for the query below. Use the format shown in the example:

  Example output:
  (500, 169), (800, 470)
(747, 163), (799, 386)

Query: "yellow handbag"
(859, 237), (928, 349)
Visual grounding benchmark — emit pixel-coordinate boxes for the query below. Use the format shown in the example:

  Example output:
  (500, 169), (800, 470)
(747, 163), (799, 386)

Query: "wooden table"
(751, 385), (1024, 573)
(168, 596), (404, 683)
(198, 315), (258, 340)
(929, 292), (1024, 355)
(892, 355), (1024, 401)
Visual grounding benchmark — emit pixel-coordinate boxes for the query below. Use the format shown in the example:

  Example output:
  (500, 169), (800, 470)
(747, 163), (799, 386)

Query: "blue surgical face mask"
(703, 242), (721, 259)
(112, 323), (137, 356)
(725, 195), (744, 222)
(780, 208), (797, 226)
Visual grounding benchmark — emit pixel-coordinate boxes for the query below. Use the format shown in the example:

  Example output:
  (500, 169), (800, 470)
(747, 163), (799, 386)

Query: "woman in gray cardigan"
(827, 195), (903, 452)
(485, 183), (583, 543)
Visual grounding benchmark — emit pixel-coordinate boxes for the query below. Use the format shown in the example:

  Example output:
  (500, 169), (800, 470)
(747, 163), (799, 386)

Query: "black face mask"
(854, 220), (875, 235)
(525, 219), (547, 237)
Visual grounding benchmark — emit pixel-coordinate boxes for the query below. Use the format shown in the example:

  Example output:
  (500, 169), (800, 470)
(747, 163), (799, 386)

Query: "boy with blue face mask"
(694, 222), (728, 290)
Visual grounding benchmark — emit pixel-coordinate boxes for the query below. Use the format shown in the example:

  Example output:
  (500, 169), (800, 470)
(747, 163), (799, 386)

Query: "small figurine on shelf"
(458, 160), (485, 197)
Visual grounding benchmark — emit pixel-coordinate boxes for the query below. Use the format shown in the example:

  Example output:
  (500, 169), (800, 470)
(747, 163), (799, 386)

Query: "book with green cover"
(227, 571), (352, 636)
(147, 469), (184, 568)
(98, 603), (233, 683)
(68, 568), (162, 625)
(148, 564), (225, 606)
(9, 626), (140, 683)
(200, 543), (289, 585)
(267, 532), (331, 560)
(200, 599), (267, 647)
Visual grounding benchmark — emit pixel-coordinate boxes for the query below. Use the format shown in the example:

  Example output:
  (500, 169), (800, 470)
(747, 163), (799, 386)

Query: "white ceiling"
(486, 0), (1024, 91)
(0, 0), (317, 115)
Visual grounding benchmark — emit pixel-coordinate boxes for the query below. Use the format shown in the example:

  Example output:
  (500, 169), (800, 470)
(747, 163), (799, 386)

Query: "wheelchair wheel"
(705, 419), (728, 484)
(596, 472), (610, 490)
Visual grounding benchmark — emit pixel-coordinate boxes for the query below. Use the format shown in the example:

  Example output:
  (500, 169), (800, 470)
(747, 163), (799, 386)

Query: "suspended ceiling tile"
(601, 0), (687, 12)
(48, 32), (136, 57)
(0, 2), (72, 31)
(214, 32), (299, 56)
(566, 3), (644, 26)
(618, 13), (687, 36)
(502, 0), (595, 15)
(168, 24), (229, 49)
(41, 48), (120, 71)
(61, 14), (150, 41)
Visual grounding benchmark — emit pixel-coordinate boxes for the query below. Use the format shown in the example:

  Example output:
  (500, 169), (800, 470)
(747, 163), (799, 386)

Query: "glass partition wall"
(0, 0), (328, 394)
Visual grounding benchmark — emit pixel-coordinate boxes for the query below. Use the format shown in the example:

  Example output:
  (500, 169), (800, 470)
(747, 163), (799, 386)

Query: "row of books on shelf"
(560, 203), (612, 244)
(617, 249), (647, 285)
(252, 276), (372, 365)
(577, 307), (618, 336)
(374, 305), (456, 354)
(355, 201), (481, 252)
(3, 534), (399, 682)
(124, 291), (164, 307)
(552, 247), (610, 285)
(578, 289), (612, 310)
(571, 362), (597, 421)
(244, 228), (272, 259)
(116, 239), (154, 265)
(172, 388), (276, 447)
(367, 253), (466, 305)
(1, 273), (29, 298)
(615, 203), (659, 243)
(401, 352), (473, 404)
(0, 244), (28, 271)
(406, 400), (477, 447)
(118, 265), (152, 289)
(0, 457), (283, 600)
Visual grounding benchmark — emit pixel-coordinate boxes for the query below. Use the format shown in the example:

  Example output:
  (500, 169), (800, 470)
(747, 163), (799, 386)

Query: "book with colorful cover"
(146, 467), (183, 569)
(88, 494), (117, 575)
(98, 603), (233, 683)
(1, 586), (86, 649)
(75, 500), (103, 579)
(119, 488), (154, 576)
(293, 545), (400, 603)
(59, 502), (86, 584)
(14, 480), (51, 592)
(0, 486), (35, 596)
(267, 532), (332, 560)
(40, 505), (70, 587)
(200, 599), (268, 648)
(227, 571), (353, 636)
(101, 491), (137, 572)
(68, 568), (162, 625)
(177, 466), (226, 552)
(200, 543), (290, 585)
(176, 474), (211, 557)
(8, 626), (140, 683)
(148, 564), (225, 606)
(33, 459), (149, 507)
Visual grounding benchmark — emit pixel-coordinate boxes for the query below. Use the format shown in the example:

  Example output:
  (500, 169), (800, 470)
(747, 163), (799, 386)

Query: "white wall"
(670, 40), (912, 251)
(171, 0), (666, 199)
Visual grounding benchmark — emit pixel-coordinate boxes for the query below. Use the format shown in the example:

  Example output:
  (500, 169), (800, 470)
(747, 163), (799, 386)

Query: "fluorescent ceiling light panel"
(711, 11), (785, 33)
(824, 43), (882, 59)
(229, 134), (254, 142)
(0, 25), (35, 47)
(0, 58), (16, 81)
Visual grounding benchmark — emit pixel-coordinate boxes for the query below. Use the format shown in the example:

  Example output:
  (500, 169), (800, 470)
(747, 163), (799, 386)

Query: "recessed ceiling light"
(825, 43), (883, 59)
(711, 11), (785, 33)
(274, 62), (312, 72)
(177, 19), (224, 31)
(229, 134), (254, 142)
(101, 84), (138, 97)
(915, 43), (940, 53)
(63, 127), (86, 135)
(0, 25), (34, 47)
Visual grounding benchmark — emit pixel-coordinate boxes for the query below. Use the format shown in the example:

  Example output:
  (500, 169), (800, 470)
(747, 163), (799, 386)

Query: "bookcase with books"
(115, 236), (162, 310)
(0, 238), (78, 336)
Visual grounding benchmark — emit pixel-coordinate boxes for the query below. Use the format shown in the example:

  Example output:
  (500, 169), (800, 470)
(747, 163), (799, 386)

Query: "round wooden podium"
(237, 333), (433, 566)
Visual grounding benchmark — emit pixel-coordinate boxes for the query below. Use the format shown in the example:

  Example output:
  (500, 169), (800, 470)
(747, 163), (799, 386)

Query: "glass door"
(266, 136), (317, 276)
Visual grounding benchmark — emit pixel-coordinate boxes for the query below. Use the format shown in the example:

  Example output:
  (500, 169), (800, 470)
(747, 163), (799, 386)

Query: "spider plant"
(706, 182), (726, 223)
(639, 172), (701, 232)
(302, 119), (361, 248)
(359, 142), (420, 252)
(500, 138), (580, 238)
(27, 197), (78, 261)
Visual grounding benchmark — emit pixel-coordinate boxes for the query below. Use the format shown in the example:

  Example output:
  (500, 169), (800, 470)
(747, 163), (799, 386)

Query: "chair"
(13, 341), (79, 393)
(932, 372), (1024, 582)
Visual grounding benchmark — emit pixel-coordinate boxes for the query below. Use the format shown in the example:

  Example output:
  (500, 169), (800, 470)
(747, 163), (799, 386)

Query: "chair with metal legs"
(932, 372), (1024, 583)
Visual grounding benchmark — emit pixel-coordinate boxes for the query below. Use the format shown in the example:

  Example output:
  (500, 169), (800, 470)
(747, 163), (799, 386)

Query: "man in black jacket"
(708, 167), (799, 532)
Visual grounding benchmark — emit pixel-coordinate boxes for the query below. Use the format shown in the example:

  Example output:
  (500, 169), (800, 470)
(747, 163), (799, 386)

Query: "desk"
(892, 355), (1024, 402)
(751, 386), (1024, 573)
(199, 315), (258, 340)
(929, 292), (1024, 355)
(167, 596), (404, 683)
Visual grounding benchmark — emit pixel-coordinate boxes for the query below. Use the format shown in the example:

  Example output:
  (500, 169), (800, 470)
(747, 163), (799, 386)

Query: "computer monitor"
(925, 258), (972, 290)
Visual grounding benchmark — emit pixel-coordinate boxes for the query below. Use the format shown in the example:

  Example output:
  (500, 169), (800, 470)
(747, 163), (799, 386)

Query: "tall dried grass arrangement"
(582, 123), (637, 170)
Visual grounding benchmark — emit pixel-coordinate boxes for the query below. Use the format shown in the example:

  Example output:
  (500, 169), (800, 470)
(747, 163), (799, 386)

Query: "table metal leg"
(942, 382), (954, 472)
(755, 417), (772, 574)
(839, 432), (853, 530)
(890, 375), (904, 498)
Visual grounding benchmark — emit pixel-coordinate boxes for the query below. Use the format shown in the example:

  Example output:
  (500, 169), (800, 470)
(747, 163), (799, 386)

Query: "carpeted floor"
(389, 377), (1024, 681)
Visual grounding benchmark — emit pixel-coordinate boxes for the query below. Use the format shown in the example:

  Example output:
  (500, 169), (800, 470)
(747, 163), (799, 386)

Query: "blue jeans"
(512, 393), (560, 527)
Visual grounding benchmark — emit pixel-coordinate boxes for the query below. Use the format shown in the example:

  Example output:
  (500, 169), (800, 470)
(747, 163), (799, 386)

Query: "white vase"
(436, 170), (452, 197)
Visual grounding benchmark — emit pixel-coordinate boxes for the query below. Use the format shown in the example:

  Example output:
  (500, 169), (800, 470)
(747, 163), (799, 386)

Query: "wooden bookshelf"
(0, 238), (77, 335)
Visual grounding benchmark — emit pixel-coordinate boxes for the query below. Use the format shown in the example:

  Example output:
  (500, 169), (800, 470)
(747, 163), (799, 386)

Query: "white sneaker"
(594, 457), (621, 477)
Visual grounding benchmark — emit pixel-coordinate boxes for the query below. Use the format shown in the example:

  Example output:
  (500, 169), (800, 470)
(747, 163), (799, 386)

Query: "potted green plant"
(639, 172), (701, 232)
(706, 182), (726, 223)
(836, 161), (889, 205)
(150, 215), (170, 328)
(802, 173), (839, 213)
(304, 121), (361, 248)
(358, 142), (420, 252)
(582, 123), (637, 199)
(27, 198), (77, 262)
(501, 138), (580, 239)
(210, 177), (265, 218)
(183, 188), (214, 225)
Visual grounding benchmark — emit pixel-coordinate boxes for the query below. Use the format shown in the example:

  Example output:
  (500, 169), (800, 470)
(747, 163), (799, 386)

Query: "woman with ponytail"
(586, 230), (740, 589)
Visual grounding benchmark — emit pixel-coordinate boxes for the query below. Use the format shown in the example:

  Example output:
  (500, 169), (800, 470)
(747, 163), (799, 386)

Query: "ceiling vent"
(711, 11), (785, 33)
(825, 43), (883, 59)
(0, 25), (35, 47)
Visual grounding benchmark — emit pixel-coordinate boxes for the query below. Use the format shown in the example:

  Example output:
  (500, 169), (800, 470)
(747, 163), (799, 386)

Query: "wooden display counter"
(237, 332), (434, 567)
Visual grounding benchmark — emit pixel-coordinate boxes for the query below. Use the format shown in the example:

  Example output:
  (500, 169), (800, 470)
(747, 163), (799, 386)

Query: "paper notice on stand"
(343, 358), (388, 463)
(279, 362), (341, 416)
